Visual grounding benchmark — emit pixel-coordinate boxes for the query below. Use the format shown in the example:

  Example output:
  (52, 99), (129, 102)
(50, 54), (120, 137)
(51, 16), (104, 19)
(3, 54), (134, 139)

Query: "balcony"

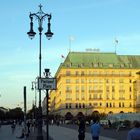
(119, 97), (125, 100)
(61, 73), (131, 77)
(119, 90), (125, 93)
(89, 90), (103, 93)
(66, 90), (72, 93)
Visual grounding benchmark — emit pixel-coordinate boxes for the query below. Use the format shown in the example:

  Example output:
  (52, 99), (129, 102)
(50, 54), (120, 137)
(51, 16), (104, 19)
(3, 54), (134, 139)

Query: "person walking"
(127, 120), (140, 140)
(90, 117), (101, 140)
(78, 119), (85, 140)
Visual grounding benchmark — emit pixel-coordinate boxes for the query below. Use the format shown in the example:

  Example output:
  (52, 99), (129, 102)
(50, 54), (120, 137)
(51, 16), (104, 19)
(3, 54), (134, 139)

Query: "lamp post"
(31, 81), (37, 107)
(27, 4), (53, 140)
(44, 69), (50, 140)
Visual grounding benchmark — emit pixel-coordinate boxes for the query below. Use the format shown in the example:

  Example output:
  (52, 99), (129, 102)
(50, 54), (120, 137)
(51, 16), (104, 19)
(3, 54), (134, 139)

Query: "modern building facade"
(43, 52), (140, 117)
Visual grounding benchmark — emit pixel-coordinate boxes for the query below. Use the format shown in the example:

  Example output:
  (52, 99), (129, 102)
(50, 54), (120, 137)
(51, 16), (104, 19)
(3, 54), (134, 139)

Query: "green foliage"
(0, 107), (24, 120)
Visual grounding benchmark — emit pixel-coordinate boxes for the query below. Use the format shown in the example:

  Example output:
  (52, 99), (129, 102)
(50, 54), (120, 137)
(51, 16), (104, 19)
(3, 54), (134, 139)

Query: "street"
(0, 125), (22, 140)
(60, 124), (129, 140)
(0, 124), (130, 140)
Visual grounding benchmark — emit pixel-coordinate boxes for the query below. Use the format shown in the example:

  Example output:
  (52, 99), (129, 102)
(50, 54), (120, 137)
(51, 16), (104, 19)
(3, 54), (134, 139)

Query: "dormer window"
(129, 64), (132, 68)
(120, 64), (125, 68)
(78, 64), (81, 68)
(81, 63), (84, 67)
(109, 64), (113, 68)
(94, 63), (98, 68)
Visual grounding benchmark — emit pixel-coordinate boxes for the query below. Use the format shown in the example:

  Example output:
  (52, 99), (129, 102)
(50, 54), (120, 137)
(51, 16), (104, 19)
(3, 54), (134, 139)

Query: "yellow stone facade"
(45, 52), (140, 117)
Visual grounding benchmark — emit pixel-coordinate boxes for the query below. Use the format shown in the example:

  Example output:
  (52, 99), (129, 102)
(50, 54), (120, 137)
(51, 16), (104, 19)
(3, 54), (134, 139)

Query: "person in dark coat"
(78, 119), (85, 140)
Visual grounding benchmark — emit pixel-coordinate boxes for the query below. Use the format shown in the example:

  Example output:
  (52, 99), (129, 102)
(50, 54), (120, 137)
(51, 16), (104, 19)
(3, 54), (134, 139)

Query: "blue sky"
(0, 0), (140, 109)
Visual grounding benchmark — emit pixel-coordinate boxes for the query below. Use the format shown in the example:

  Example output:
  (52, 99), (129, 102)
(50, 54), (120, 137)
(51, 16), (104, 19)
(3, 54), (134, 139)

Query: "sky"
(0, 0), (140, 109)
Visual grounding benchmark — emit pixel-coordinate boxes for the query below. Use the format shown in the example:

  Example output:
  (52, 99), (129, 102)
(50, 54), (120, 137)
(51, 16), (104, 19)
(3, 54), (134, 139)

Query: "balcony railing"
(66, 90), (72, 93)
(61, 74), (131, 77)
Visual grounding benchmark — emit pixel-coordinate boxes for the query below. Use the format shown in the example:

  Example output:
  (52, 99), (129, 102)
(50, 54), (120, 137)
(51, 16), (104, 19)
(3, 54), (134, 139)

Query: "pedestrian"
(108, 120), (112, 128)
(16, 128), (25, 139)
(27, 121), (30, 134)
(78, 119), (85, 140)
(90, 117), (101, 140)
(127, 120), (140, 140)
(11, 122), (16, 134)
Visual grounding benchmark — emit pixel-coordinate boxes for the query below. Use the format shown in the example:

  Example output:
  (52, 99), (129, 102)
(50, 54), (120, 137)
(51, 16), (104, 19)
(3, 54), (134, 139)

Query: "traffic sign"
(38, 78), (56, 90)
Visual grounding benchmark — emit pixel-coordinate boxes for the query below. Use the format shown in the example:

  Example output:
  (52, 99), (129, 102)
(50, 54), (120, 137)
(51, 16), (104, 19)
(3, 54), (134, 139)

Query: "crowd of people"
(77, 117), (140, 140)
(0, 117), (140, 140)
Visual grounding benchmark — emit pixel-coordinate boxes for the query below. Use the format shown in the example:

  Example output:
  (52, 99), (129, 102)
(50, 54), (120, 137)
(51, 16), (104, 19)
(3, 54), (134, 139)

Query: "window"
(81, 86), (85, 92)
(93, 71), (98, 75)
(75, 71), (79, 76)
(120, 64), (125, 68)
(112, 86), (115, 92)
(93, 85), (98, 91)
(81, 71), (84, 76)
(122, 102), (124, 107)
(106, 86), (109, 92)
(130, 87), (132, 92)
(119, 79), (124, 83)
(112, 79), (115, 83)
(66, 86), (71, 92)
(76, 79), (79, 83)
(119, 102), (121, 107)
(66, 93), (71, 100)
(94, 64), (98, 67)
(69, 103), (71, 108)
(81, 63), (84, 67)
(106, 103), (108, 107)
(129, 64), (132, 68)
(83, 103), (85, 108)
(81, 92), (85, 100)
(89, 79), (92, 83)
(75, 86), (79, 92)
(75, 103), (78, 108)
(66, 103), (68, 109)
(81, 79), (84, 83)
(76, 93), (79, 100)
(89, 94), (92, 99)
(112, 71), (115, 75)
(93, 103), (98, 106)
(109, 64), (113, 68)
(93, 79), (98, 83)
(89, 71), (92, 75)
(79, 103), (81, 108)
(66, 71), (71, 76)
(113, 103), (115, 107)
(66, 79), (71, 83)
(93, 94), (98, 99)
(106, 79), (109, 83)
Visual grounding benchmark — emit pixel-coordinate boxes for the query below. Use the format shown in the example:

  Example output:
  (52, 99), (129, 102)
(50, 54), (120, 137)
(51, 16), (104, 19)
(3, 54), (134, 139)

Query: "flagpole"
(115, 43), (117, 53)
(69, 37), (71, 52)
(68, 36), (75, 52)
(114, 38), (118, 53)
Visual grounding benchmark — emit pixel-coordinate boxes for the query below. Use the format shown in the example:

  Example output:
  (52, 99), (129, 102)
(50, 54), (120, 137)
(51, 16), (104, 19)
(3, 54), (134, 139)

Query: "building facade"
(43, 52), (140, 117)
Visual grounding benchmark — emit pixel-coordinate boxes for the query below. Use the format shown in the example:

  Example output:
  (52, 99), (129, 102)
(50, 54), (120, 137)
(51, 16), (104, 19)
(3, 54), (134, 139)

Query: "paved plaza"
(45, 125), (116, 140)
(0, 124), (129, 140)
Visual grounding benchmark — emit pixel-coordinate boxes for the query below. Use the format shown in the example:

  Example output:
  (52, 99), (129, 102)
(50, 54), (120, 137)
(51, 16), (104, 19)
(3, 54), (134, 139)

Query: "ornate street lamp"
(27, 4), (53, 140)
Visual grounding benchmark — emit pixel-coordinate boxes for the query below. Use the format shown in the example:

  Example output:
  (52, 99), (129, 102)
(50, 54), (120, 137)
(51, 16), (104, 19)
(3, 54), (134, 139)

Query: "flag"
(69, 36), (75, 41)
(61, 55), (65, 58)
(115, 38), (118, 44)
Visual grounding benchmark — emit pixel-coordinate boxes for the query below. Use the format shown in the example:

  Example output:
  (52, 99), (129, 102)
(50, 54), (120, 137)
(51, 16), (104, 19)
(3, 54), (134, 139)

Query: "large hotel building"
(42, 52), (140, 117)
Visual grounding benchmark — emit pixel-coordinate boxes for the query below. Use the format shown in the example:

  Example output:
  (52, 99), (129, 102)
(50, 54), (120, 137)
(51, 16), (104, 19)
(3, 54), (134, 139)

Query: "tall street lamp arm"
(27, 4), (53, 140)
